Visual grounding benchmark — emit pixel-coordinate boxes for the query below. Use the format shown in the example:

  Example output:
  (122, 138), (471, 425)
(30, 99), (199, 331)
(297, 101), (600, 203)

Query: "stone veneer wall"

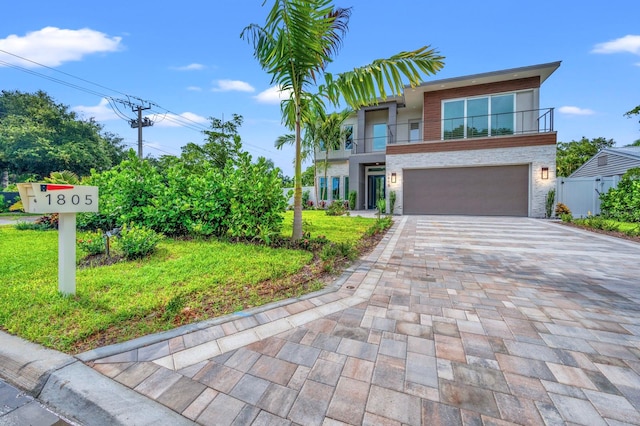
(386, 145), (556, 217)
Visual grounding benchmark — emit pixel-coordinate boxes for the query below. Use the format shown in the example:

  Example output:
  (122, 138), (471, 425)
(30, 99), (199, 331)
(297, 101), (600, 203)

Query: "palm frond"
(320, 45), (445, 108)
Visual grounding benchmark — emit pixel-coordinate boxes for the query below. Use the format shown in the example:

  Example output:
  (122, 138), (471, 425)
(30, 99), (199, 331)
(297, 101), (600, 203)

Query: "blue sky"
(1, 1), (639, 176)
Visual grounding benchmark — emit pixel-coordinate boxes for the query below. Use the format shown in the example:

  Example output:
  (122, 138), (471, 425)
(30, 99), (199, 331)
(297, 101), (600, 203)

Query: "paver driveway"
(88, 216), (640, 425)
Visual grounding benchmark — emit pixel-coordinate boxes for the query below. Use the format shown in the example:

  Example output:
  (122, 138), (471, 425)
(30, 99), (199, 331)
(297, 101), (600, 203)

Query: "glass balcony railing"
(386, 107), (554, 145)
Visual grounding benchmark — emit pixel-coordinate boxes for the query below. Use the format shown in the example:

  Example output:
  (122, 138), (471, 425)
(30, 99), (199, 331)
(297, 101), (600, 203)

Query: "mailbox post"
(17, 183), (99, 296)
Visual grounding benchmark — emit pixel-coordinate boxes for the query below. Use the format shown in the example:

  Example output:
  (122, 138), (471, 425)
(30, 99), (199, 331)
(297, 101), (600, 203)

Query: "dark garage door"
(403, 165), (529, 216)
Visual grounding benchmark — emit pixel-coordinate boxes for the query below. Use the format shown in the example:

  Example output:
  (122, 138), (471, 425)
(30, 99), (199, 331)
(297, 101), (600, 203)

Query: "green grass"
(0, 211), (379, 353)
(281, 210), (376, 242)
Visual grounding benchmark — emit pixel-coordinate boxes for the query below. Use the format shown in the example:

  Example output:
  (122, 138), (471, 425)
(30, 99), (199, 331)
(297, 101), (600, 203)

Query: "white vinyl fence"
(556, 176), (620, 218)
(282, 186), (316, 206)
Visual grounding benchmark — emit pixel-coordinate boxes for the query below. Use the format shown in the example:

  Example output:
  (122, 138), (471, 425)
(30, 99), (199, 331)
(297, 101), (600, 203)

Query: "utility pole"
(130, 105), (153, 159)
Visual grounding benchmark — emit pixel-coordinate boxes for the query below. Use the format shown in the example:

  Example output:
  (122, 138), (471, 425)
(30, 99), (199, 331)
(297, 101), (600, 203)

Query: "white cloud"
(73, 98), (119, 121)
(254, 85), (292, 104)
(212, 79), (255, 92)
(152, 111), (208, 128)
(558, 106), (595, 116)
(592, 34), (640, 55)
(173, 63), (205, 71)
(0, 27), (122, 67)
(186, 86), (202, 91)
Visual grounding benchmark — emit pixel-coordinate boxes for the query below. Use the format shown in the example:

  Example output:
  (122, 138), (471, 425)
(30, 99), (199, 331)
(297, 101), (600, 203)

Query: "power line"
(0, 49), (282, 158)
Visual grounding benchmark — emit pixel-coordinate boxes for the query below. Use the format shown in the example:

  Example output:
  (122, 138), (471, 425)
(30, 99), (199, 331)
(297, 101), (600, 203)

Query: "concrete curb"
(0, 331), (75, 395)
(0, 331), (194, 425)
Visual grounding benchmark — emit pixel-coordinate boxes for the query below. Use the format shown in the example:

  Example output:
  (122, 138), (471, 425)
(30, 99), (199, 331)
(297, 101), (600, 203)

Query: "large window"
(344, 125), (353, 150)
(319, 177), (327, 200)
(443, 94), (514, 140)
(373, 123), (386, 151)
(332, 177), (340, 200)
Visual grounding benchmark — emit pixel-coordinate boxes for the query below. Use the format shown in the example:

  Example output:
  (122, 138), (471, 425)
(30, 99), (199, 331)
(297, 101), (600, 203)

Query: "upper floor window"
(344, 125), (354, 150)
(442, 94), (515, 140)
(373, 123), (387, 151)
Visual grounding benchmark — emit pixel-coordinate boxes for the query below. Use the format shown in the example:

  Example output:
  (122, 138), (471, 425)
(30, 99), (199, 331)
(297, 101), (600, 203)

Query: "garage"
(403, 164), (529, 216)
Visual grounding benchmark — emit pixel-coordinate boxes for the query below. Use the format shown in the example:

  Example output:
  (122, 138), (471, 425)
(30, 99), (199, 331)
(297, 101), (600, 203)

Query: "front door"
(367, 175), (386, 209)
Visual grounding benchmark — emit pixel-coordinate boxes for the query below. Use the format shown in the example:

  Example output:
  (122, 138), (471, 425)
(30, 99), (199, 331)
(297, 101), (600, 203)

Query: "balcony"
(388, 107), (554, 145)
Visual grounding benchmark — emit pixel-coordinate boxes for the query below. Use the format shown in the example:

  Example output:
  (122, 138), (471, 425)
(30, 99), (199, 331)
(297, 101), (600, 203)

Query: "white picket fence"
(556, 176), (620, 218)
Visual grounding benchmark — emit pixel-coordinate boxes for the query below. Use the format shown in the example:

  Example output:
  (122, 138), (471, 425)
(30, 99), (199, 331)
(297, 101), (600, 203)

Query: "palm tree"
(242, 0), (444, 239)
(316, 108), (351, 202)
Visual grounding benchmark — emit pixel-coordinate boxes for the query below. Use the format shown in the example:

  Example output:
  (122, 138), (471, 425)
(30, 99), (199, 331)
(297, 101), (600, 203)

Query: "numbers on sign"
(45, 193), (93, 206)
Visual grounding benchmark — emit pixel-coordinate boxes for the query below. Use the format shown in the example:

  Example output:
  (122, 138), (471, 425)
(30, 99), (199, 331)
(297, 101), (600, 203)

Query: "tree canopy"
(0, 90), (126, 182)
(556, 137), (615, 177)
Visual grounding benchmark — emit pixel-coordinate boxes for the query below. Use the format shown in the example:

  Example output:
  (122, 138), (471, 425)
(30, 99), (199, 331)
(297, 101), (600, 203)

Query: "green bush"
(77, 231), (106, 256)
(14, 221), (52, 231)
(325, 200), (348, 216)
(389, 191), (397, 215)
(79, 150), (287, 240)
(348, 190), (357, 210)
(0, 194), (6, 213)
(600, 168), (640, 222)
(560, 213), (573, 223)
(365, 216), (392, 237)
(545, 189), (555, 218)
(117, 223), (162, 259)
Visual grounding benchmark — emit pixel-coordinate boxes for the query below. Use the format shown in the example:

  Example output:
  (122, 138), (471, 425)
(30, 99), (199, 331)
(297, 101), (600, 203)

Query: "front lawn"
(0, 211), (384, 353)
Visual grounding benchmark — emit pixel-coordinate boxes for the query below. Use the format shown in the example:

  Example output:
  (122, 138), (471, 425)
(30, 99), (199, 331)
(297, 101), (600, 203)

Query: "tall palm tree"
(242, 0), (444, 239)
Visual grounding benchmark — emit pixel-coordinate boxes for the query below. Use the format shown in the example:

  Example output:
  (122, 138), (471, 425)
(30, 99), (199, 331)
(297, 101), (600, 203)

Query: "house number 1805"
(45, 194), (93, 206)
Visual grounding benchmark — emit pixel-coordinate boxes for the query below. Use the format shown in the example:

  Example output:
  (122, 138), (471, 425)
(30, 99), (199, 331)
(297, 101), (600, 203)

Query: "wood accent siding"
(423, 76), (541, 141)
(387, 132), (556, 155)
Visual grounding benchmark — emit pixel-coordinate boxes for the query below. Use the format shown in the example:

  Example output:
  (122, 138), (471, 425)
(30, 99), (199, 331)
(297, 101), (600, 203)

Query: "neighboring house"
(316, 61), (561, 217)
(556, 146), (640, 217)
(569, 147), (640, 178)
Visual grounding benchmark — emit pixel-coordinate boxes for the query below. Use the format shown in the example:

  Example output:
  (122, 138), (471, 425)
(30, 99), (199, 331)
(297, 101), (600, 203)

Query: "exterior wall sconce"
(391, 172), (397, 183)
(541, 167), (549, 180)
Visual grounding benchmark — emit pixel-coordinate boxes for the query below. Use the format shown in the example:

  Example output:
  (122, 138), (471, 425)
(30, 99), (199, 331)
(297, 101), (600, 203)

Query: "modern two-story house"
(316, 61), (560, 217)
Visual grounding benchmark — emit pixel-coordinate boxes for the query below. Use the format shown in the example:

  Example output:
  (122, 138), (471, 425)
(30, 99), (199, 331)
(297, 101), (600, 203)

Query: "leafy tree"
(301, 165), (315, 186)
(179, 114), (244, 172)
(625, 105), (640, 122)
(0, 90), (126, 181)
(242, 0), (444, 239)
(556, 137), (615, 177)
(627, 139), (640, 147)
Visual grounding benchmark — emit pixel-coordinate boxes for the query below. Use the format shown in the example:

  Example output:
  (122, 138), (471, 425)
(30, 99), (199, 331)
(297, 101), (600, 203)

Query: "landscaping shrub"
(117, 223), (162, 259)
(545, 189), (555, 218)
(348, 190), (357, 210)
(389, 191), (397, 215)
(325, 200), (348, 216)
(79, 150), (287, 240)
(77, 231), (106, 256)
(14, 221), (52, 231)
(376, 198), (386, 218)
(366, 216), (392, 237)
(302, 190), (310, 209)
(225, 154), (287, 239)
(555, 203), (571, 217)
(600, 167), (640, 222)
(0, 194), (5, 213)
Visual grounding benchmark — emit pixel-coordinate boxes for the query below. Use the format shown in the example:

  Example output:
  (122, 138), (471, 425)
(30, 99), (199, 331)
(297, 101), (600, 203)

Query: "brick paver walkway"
(88, 216), (640, 425)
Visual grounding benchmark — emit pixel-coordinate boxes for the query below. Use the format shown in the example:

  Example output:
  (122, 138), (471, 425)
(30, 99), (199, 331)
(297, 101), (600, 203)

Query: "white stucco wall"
(386, 145), (556, 217)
